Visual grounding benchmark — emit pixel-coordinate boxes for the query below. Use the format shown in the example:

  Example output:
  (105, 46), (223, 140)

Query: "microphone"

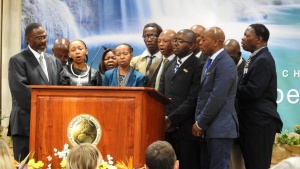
(87, 46), (108, 85)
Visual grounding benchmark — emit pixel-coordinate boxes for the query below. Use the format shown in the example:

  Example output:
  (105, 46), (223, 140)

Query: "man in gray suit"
(192, 27), (238, 169)
(8, 23), (63, 161)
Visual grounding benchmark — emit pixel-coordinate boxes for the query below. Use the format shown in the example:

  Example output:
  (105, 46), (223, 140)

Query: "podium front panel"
(29, 86), (166, 169)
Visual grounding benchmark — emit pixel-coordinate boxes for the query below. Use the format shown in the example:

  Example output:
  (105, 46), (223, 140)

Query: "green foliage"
(277, 133), (300, 145)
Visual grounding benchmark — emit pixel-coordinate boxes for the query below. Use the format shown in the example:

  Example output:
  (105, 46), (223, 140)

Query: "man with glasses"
(130, 23), (162, 76)
(8, 23), (63, 161)
(158, 29), (202, 169)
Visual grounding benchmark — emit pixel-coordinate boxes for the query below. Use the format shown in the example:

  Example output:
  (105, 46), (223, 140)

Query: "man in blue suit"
(192, 27), (238, 169)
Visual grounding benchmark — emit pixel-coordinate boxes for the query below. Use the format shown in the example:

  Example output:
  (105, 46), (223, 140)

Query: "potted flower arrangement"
(272, 125), (300, 164)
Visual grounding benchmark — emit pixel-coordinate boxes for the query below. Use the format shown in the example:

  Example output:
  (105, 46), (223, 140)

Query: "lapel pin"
(183, 69), (188, 73)
(206, 72), (211, 76)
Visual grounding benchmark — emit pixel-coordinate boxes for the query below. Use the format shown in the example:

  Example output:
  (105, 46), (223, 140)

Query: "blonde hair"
(67, 143), (102, 169)
(0, 140), (14, 169)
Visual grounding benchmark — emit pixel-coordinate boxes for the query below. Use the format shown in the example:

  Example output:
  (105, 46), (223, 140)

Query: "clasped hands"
(192, 122), (204, 137)
(165, 116), (178, 132)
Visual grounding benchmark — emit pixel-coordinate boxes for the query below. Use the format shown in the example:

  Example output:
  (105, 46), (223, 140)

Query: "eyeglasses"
(171, 39), (194, 44)
(32, 35), (48, 41)
(142, 34), (158, 40)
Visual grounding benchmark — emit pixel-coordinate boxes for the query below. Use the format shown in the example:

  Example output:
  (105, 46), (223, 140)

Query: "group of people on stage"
(8, 21), (284, 169)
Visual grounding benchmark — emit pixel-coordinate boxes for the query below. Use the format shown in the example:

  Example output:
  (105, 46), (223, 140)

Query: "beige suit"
(130, 55), (147, 75)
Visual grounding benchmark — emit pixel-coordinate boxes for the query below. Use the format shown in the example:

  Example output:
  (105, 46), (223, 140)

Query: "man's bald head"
(52, 38), (70, 65)
(190, 25), (205, 54)
(158, 29), (176, 57)
(190, 25), (205, 36)
(200, 27), (225, 56)
(224, 39), (241, 65)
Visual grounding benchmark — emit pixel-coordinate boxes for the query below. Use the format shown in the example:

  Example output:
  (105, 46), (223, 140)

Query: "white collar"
(236, 57), (243, 67)
(140, 49), (162, 59)
(28, 45), (45, 61)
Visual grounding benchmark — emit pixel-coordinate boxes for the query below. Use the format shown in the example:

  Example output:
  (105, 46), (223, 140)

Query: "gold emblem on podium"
(67, 114), (102, 146)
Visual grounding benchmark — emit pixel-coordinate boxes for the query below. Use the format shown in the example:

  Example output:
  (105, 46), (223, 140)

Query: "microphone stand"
(87, 46), (107, 85)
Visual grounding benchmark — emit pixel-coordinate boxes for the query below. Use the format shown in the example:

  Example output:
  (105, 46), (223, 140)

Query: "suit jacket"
(102, 67), (145, 87)
(237, 57), (246, 81)
(8, 47), (63, 136)
(237, 47), (282, 132)
(159, 54), (202, 140)
(199, 53), (209, 64)
(130, 55), (147, 75)
(195, 50), (238, 138)
(146, 57), (162, 87)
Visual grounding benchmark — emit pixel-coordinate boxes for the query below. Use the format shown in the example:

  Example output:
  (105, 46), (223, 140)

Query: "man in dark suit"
(8, 23), (63, 161)
(224, 39), (246, 81)
(146, 29), (176, 89)
(158, 29), (202, 169)
(237, 23), (282, 169)
(192, 27), (238, 169)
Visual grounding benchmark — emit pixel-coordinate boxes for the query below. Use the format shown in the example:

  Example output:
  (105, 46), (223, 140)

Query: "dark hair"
(115, 43), (133, 53)
(146, 141), (177, 169)
(25, 23), (43, 36)
(99, 48), (115, 74)
(249, 23), (270, 42)
(143, 23), (163, 36)
(68, 39), (89, 63)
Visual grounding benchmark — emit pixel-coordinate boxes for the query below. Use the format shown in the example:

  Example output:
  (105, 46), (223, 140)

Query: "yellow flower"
(60, 159), (67, 168)
(115, 156), (134, 169)
(28, 159), (36, 166)
(32, 161), (44, 168)
(295, 125), (300, 134)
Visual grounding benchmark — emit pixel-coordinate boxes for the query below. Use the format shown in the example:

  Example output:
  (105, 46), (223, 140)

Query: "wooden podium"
(29, 86), (170, 169)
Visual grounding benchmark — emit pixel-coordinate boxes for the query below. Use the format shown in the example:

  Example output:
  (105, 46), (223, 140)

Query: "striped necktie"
(39, 54), (49, 81)
(174, 59), (182, 74)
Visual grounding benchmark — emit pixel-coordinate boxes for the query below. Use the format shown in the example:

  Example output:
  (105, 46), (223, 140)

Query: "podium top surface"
(28, 85), (171, 104)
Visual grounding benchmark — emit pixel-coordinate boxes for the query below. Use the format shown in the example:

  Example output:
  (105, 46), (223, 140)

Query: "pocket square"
(183, 69), (188, 73)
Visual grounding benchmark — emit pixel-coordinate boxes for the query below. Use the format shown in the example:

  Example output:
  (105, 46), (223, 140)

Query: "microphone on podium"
(87, 46), (108, 85)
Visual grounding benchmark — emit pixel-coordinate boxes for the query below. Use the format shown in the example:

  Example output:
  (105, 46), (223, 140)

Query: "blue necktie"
(205, 58), (212, 73)
(174, 59), (182, 74)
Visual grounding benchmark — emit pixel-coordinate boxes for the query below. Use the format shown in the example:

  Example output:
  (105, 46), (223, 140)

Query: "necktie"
(146, 56), (155, 73)
(155, 58), (169, 90)
(204, 58), (212, 73)
(39, 54), (49, 81)
(174, 59), (182, 74)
